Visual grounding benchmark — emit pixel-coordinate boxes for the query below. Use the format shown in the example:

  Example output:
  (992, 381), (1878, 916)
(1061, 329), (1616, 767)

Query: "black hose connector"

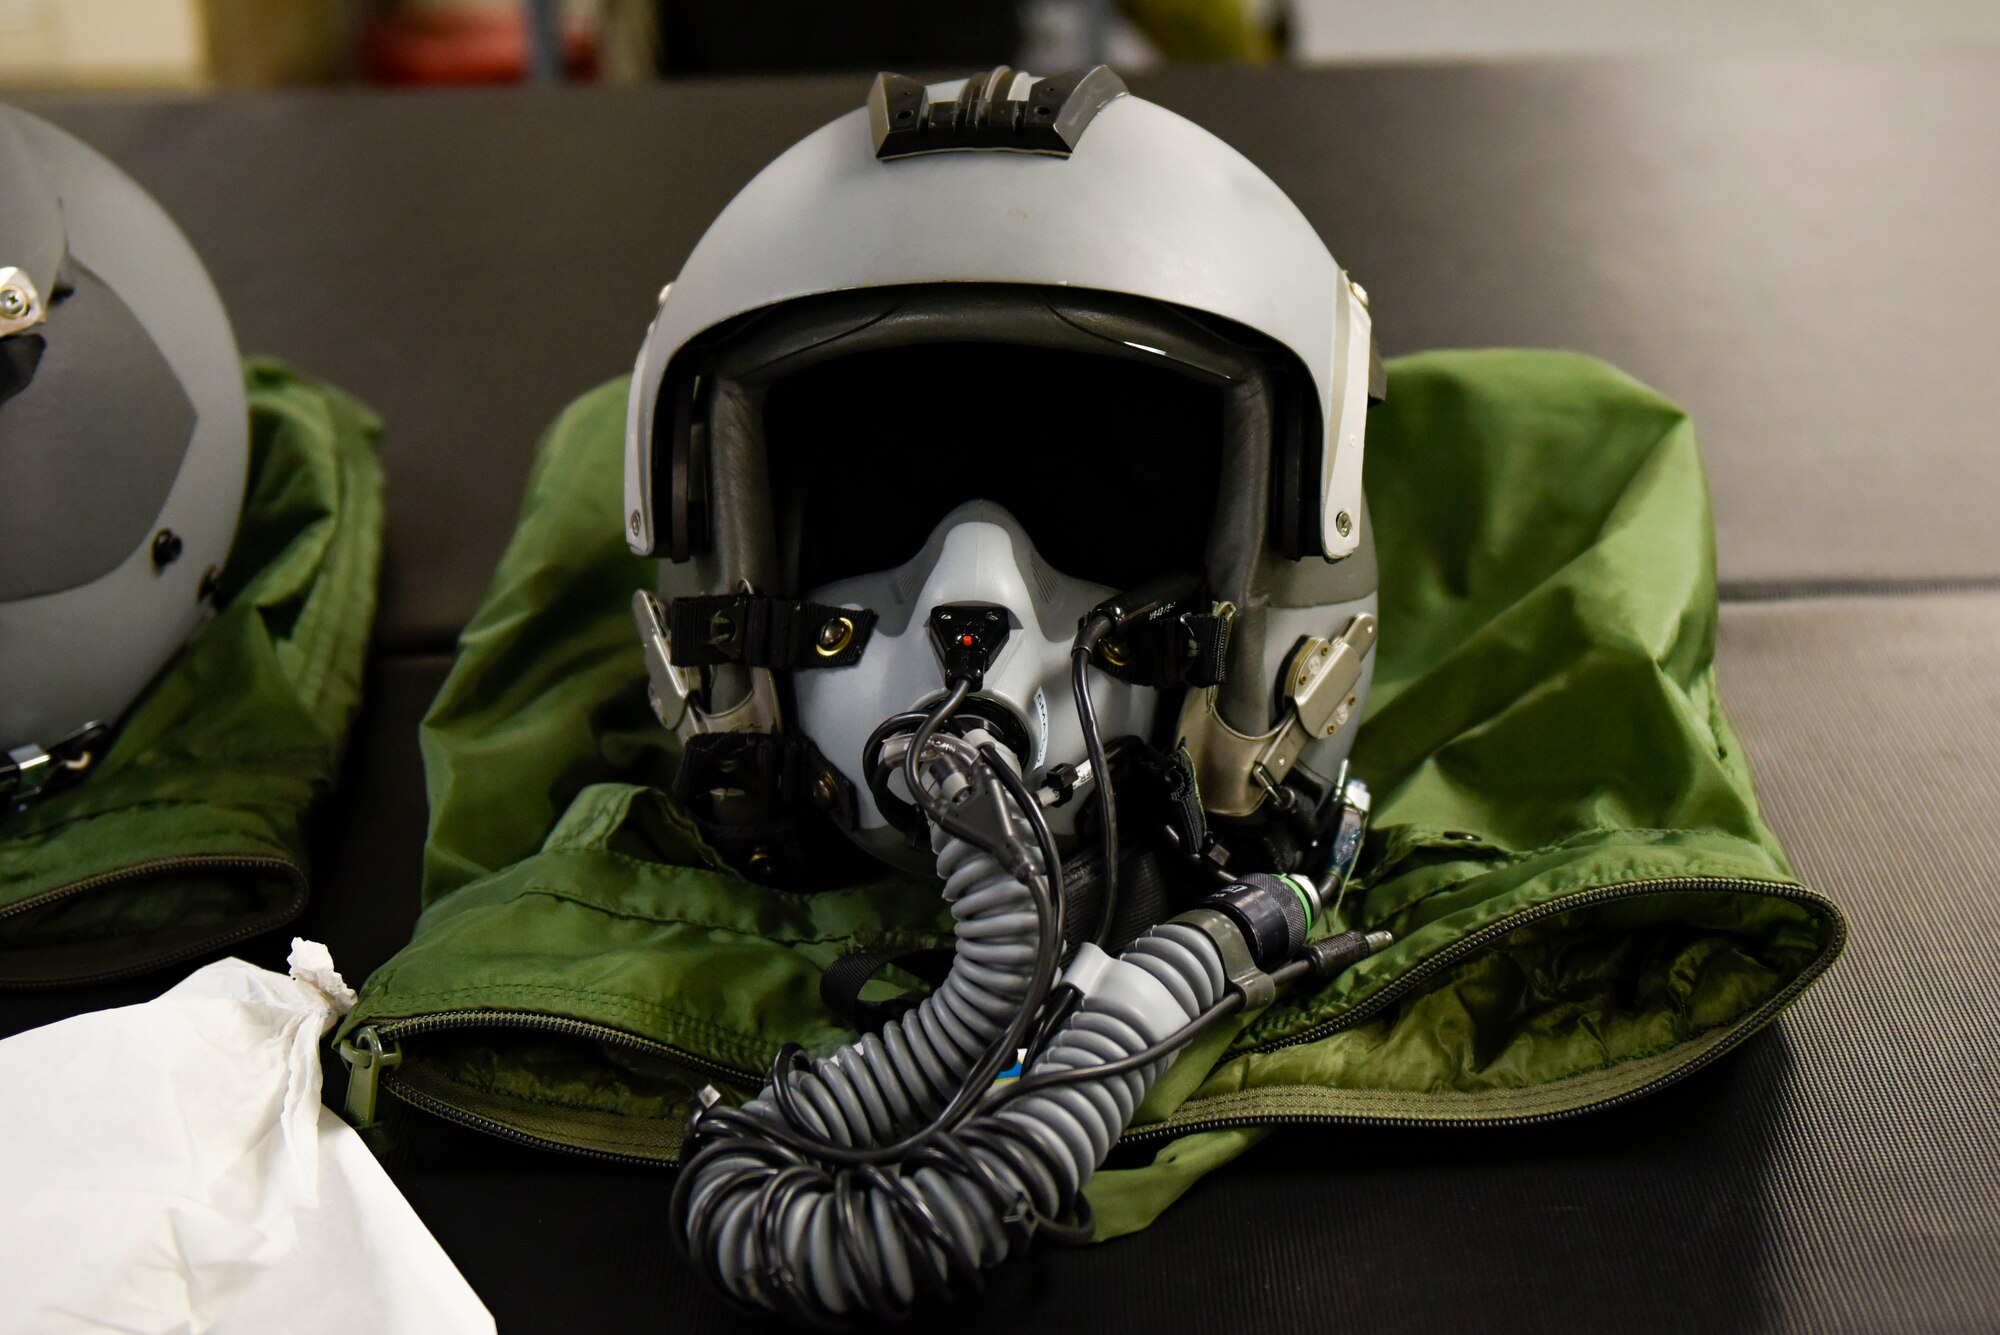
(1203, 872), (1314, 971)
(1304, 927), (1395, 981)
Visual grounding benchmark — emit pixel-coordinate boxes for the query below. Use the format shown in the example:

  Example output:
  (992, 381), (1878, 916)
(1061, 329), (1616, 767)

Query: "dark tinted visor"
(765, 340), (1225, 592)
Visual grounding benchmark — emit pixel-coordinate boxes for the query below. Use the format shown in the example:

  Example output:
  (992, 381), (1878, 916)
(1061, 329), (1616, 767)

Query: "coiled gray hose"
(676, 793), (1228, 1322)
(743, 804), (1042, 1151)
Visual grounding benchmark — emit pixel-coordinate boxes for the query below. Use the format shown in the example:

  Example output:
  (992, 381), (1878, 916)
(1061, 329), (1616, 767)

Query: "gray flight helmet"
(624, 69), (1381, 868)
(0, 106), (247, 799)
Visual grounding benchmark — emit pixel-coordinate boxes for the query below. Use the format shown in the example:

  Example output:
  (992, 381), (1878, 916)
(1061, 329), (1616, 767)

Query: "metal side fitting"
(633, 589), (780, 738)
(1176, 612), (1377, 819)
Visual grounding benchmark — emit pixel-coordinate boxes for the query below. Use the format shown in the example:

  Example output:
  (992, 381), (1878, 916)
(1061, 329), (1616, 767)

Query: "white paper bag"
(0, 940), (494, 1335)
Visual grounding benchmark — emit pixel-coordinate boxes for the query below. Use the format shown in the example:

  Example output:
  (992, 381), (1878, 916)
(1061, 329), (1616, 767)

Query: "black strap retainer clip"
(1092, 598), (1235, 689)
(667, 593), (876, 671)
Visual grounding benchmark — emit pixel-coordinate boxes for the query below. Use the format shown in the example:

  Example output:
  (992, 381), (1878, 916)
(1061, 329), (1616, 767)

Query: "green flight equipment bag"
(0, 362), (385, 987)
(338, 349), (1844, 1237)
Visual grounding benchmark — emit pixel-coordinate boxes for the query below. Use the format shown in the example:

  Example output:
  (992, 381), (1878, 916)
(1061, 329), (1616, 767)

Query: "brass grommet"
(814, 615), (855, 658)
(1100, 638), (1128, 668)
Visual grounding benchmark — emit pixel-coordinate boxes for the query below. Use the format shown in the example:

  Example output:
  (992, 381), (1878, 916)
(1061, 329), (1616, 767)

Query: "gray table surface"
(10, 56), (2000, 1333)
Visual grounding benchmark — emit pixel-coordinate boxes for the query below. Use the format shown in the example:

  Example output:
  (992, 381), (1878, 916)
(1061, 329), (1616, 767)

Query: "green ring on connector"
(1281, 873), (1318, 929)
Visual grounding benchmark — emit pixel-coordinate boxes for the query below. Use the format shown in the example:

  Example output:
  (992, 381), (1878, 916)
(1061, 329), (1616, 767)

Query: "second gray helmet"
(0, 107), (247, 806)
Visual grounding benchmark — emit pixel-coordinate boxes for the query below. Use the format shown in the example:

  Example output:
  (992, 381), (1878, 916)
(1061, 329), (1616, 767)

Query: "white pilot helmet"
(624, 67), (1380, 885)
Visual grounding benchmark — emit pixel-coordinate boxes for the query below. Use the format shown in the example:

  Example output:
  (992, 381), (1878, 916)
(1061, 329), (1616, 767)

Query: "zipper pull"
(338, 1026), (402, 1127)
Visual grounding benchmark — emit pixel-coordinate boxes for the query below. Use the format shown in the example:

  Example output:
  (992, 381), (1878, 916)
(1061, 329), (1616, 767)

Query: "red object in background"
(359, 8), (598, 85)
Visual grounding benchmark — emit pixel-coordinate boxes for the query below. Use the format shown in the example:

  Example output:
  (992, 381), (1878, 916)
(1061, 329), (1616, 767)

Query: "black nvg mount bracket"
(868, 65), (1128, 161)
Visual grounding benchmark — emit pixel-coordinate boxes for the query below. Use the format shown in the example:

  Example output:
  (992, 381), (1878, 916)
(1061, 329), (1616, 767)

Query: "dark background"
(5, 56), (1999, 1331)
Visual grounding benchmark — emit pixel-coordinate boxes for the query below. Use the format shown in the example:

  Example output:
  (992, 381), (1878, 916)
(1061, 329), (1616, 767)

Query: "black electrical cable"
(983, 955), (1315, 1116)
(1072, 614), (1119, 948)
(861, 709), (931, 840)
(1025, 983), (1082, 1062)
(672, 913), (1357, 1322)
(677, 653), (1283, 1324)
(988, 992), (1238, 1115)
(903, 678), (972, 826)
(703, 717), (1066, 1171)
(979, 741), (1064, 938)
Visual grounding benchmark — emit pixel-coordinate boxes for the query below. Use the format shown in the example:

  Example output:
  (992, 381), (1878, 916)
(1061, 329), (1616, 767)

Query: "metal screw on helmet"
(629, 509), (642, 536)
(151, 529), (183, 569)
(1335, 510), (1353, 537)
(811, 772), (839, 807)
(0, 267), (43, 336)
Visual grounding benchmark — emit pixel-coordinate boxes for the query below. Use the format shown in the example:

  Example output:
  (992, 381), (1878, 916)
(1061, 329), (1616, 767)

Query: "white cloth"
(0, 940), (494, 1335)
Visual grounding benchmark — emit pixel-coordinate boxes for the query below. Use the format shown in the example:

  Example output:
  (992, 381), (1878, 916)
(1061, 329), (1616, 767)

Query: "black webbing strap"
(671, 731), (855, 821)
(670, 731), (866, 888)
(1061, 742), (1217, 952)
(1057, 841), (1182, 957)
(818, 946), (957, 1034)
(667, 594), (876, 669)
(1094, 603), (1233, 688)
(1121, 743), (1213, 863)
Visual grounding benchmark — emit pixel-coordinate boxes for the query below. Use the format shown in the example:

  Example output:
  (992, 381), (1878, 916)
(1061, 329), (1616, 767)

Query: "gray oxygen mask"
(793, 500), (1156, 871)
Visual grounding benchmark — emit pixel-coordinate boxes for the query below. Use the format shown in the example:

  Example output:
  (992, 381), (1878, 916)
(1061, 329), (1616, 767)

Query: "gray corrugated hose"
(676, 748), (1230, 1323)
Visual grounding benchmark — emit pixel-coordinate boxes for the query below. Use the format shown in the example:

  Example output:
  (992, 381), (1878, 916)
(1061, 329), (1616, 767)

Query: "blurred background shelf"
(7, 0), (1998, 94)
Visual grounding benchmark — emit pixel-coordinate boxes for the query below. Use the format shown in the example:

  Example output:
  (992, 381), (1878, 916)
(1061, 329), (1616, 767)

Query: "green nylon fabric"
(0, 361), (384, 987)
(341, 350), (1844, 1239)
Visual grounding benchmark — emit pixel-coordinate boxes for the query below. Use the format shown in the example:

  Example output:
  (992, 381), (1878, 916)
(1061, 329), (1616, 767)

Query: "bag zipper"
(0, 855), (305, 988)
(1121, 874), (1845, 1142)
(341, 1009), (760, 1162)
(385, 1073), (680, 1166)
(345, 877), (1843, 1159)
